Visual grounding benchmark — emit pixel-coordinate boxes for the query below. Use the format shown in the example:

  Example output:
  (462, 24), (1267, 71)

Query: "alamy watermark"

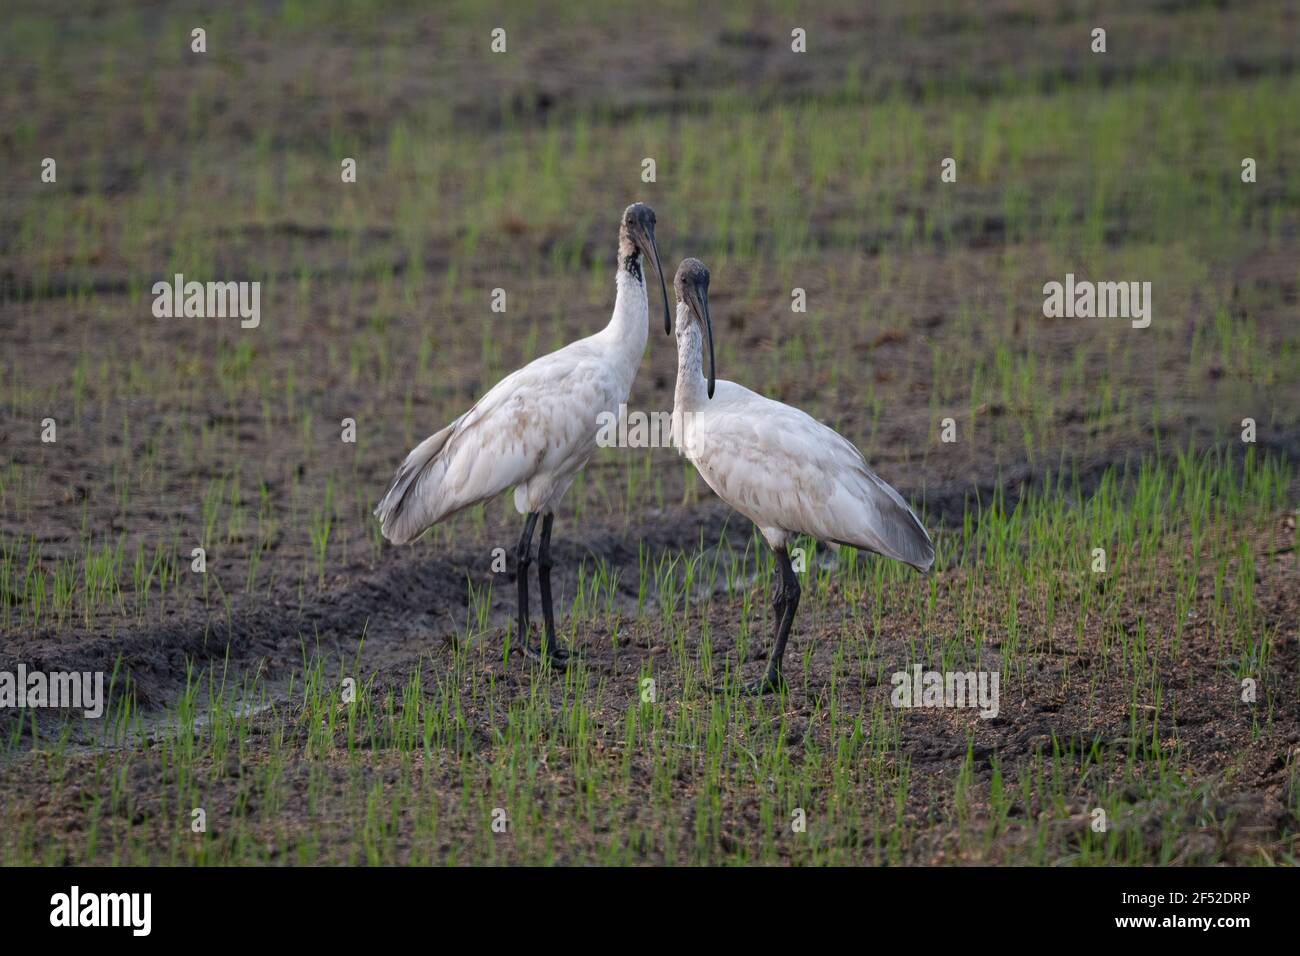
(151, 273), (260, 328)
(596, 403), (698, 454)
(890, 664), (1000, 718)
(0, 665), (104, 718)
(50, 886), (151, 936)
(1042, 273), (1151, 329)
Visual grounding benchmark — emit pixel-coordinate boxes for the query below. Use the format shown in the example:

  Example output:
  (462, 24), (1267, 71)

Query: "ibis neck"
(604, 264), (650, 365)
(674, 310), (710, 412)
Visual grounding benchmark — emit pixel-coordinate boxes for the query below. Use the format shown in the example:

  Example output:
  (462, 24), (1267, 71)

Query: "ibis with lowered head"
(671, 257), (935, 695)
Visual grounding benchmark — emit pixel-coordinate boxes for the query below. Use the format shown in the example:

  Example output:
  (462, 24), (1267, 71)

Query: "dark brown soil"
(1, 0), (1297, 865)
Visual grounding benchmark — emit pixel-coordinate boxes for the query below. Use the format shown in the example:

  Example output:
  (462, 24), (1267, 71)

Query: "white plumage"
(375, 203), (669, 665)
(671, 257), (934, 693)
(677, 382), (934, 570)
(374, 310), (644, 545)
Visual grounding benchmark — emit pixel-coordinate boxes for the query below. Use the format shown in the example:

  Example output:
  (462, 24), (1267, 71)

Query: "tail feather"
(847, 470), (935, 573)
(373, 420), (459, 545)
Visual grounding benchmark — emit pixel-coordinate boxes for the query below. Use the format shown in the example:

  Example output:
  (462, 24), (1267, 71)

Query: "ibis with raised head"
(374, 204), (671, 667)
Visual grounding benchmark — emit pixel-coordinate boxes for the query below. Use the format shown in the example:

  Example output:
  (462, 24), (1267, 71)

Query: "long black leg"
(714, 545), (800, 696)
(760, 547), (801, 691)
(536, 511), (569, 665)
(514, 512), (538, 654)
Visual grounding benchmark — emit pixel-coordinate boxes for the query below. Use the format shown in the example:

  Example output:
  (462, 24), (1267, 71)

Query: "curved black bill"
(641, 230), (671, 336)
(702, 291), (715, 398)
(685, 281), (716, 399)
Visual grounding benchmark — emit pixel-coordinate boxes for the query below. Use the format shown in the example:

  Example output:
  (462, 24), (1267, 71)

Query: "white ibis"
(670, 258), (934, 694)
(374, 203), (670, 666)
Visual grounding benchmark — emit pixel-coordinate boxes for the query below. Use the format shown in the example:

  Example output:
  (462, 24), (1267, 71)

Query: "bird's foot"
(711, 671), (786, 697)
(523, 642), (573, 669)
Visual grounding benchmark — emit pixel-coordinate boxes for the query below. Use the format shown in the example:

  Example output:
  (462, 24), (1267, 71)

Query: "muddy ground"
(1, 1), (1298, 863)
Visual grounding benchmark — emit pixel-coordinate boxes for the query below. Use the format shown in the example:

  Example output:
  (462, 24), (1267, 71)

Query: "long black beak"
(686, 282), (716, 399)
(639, 228), (671, 335)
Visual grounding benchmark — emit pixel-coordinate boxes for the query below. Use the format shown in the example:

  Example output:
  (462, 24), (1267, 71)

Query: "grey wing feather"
(372, 415), (464, 544)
